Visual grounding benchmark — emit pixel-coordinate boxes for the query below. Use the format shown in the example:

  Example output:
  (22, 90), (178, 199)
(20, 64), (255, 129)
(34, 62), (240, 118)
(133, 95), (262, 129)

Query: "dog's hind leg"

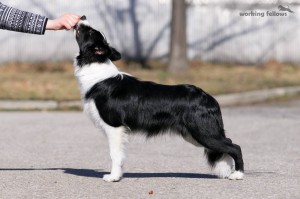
(197, 134), (244, 180)
(102, 126), (128, 182)
(184, 107), (244, 179)
(182, 131), (234, 178)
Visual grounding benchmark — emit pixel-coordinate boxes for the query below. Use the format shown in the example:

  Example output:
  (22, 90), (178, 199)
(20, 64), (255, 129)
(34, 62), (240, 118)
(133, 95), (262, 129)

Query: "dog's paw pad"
(103, 174), (122, 182)
(228, 171), (244, 180)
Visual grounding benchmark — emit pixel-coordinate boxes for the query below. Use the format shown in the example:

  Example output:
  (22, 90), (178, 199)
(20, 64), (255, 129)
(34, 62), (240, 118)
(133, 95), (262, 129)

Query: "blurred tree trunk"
(168, 0), (188, 73)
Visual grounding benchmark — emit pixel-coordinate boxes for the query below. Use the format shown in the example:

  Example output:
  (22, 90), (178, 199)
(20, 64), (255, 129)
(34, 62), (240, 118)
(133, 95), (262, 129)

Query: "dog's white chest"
(74, 60), (120, 96)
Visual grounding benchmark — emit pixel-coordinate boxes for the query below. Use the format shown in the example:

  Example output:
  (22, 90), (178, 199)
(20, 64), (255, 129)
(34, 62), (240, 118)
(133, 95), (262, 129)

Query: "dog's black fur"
(85, 75), (244, 171)
(75, 16), (244, 179)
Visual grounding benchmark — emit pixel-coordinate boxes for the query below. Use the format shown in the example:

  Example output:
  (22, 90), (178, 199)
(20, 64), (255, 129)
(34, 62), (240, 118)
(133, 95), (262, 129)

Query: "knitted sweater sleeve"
(0, 2), (48, 35)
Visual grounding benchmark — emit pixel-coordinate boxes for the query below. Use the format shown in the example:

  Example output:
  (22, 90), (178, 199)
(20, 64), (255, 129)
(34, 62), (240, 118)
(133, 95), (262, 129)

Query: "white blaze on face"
(78, 19), (90, 27)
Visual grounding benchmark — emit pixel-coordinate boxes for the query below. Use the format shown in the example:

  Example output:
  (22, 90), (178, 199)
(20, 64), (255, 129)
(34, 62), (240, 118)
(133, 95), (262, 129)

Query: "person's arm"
(0, 2), (47, 34)
(0, 3), (80, 34)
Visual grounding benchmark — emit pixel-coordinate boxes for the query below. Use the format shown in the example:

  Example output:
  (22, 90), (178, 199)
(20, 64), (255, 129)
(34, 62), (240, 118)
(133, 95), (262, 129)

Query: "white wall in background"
(0, 0), (299, 64)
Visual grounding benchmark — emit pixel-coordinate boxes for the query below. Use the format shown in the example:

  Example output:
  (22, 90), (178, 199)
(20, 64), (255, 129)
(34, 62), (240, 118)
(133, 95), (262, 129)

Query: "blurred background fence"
(0, 0), (300, 64)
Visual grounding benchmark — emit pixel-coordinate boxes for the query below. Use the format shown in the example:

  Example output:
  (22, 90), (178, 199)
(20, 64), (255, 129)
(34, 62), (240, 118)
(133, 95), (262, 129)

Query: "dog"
(73, 16), (244, 182)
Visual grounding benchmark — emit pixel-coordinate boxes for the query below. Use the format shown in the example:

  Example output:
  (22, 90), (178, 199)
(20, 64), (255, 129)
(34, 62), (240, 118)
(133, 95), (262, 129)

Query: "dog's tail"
(205, 149), (234, 178)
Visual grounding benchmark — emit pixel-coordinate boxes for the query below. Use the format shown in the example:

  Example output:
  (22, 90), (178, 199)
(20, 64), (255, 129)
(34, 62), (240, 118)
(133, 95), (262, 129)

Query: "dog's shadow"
(0, 168), (218, 179)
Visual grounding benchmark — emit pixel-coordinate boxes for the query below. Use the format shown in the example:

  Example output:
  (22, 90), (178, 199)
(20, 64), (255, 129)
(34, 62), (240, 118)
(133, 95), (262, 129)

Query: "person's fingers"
(73, 16), (81, 24)
(65, 18), (74, 25)
(71, 14), (80, 21)
(61, 16), (74, 28)
(66, 17), (77, 28)
(72, 17), (80, 24)
(65, 15), (80, 27)
(68, 16), (78, 25)
(62, 21), (72, 30)
(70, 15), (82, 25)
(65, 14), (79, 21)
(52, 14), (81, 30)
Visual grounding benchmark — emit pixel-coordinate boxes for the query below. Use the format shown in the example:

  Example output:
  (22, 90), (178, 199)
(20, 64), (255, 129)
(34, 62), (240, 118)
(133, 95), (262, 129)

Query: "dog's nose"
(80, 15), (87, 20)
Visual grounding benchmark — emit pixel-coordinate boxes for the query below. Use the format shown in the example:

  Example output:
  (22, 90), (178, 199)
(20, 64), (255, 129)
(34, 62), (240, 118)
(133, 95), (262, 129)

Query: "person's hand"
(46, 14), (80, 31)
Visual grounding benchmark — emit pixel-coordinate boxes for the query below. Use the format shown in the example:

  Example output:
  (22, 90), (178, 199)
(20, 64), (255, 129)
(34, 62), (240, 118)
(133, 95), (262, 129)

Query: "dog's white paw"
(103, 174), (122, 182)
(228, 171), (244, 180)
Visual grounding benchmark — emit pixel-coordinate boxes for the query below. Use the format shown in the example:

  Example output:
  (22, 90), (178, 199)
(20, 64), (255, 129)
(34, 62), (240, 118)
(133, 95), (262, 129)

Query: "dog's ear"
(108, 47), (121, 61)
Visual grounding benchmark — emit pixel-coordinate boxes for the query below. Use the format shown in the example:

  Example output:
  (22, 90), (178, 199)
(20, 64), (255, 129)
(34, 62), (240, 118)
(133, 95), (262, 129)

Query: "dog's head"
(74, 16), (121, 64)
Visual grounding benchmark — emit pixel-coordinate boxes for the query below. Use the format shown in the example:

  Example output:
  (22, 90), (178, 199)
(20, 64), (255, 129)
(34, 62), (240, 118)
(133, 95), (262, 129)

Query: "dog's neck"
(74, 59), (120, 96)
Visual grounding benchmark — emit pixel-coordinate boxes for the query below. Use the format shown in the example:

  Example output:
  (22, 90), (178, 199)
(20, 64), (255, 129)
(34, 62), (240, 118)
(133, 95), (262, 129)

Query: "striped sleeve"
(0, 2), (48, 35)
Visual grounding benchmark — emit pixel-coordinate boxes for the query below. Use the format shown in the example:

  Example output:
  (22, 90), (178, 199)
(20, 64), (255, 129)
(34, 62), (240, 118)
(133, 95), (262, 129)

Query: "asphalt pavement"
(0, 101), (299, 198)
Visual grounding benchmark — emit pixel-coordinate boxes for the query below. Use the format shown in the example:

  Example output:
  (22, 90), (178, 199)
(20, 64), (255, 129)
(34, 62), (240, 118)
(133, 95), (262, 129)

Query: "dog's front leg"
(103, 126), (128, 182)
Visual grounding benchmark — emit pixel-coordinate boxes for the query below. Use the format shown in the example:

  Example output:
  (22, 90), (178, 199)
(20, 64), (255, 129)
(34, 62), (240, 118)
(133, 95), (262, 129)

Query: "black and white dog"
(73, 16), (244, 182)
